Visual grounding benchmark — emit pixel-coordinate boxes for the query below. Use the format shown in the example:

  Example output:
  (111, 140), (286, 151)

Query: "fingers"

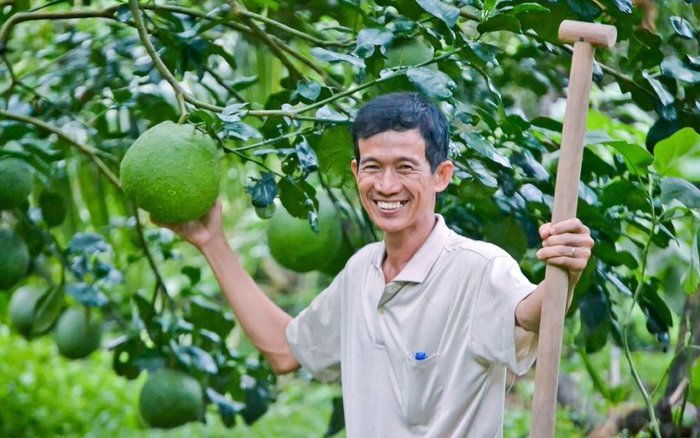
(537, 217), (594, 272)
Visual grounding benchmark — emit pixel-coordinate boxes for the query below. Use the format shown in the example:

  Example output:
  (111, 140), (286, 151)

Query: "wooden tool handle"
(530, 41), (596, 438)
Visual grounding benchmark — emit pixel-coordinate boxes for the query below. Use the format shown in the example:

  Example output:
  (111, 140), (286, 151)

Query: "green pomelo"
(320, 215), (365, 276)
(39, 190), (67, 227)
(0, 158), (33, 210)
(0, 228), (30, 290)
(139, 369), (204, 429)
(120, 121), (221, 224)
(266, 197), (343, 273)
(8, 285), (43, 337)
(54, 307), (102, 359)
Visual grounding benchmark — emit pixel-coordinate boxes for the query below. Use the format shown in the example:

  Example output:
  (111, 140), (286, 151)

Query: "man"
(164, 92), (594, 436)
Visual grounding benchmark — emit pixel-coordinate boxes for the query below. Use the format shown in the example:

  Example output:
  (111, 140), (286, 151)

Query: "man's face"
(351, 129), (453, 238)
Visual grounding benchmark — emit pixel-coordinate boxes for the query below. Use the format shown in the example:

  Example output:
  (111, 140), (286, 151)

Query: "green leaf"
(246, 172), (277, 208)
(181, 266), (201, 286)
(477, 14), (521, 33)
(32, 285), (65, 334)
(682, 231), (700, 294)
(325, 396), (345, 436)
(66, 283), (108, 307)
(311, 48), (365, 68)
(600, 180), (649, 212)
(354, 28), (394, 58)
(661, 57), (700, 84)
(294, 80), (321, 102)
(567, 0), (602, 20)
(484, 215), (528, 260)
(415, 0), (460, 28)
(223, 122), (262, 141)
(611, 0), (632, 13)
(206, 388), (241, 428)
(670, 16), (695, 39)
(171, 342), (218, 374)
(507, 3), (550, 15)
(406, 67), (455, 100)
(278, 177), (317, 219)
(577, 287), (610, 353)
(187, 296), (235, 338)
(460, 132), (511, 168)
(654, 127), (700, 177)
(605, 141), (654, 172)
(642, 71), (674, 106)
(661, 178), (700, 209)
(312, 125), (355, 188)
(295, 137), (318, 172)
(241, 379), (272, 424)
(531, 117), (563, 132)
(68, 233), (109, 255)
(466, 160), (499, 188)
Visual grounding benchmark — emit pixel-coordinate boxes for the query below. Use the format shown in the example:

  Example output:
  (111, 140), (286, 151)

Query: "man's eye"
(397, 165), (415, 172)
(362, 165), (380, 172)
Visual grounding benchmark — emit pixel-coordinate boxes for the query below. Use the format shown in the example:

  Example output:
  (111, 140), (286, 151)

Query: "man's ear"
(434, 160), (454, 193)
(351, 159), (358, 178)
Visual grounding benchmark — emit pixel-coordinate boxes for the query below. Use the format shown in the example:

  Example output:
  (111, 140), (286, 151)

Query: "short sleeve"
(285, 271), (344, 383)
(470, 255), (538, 375)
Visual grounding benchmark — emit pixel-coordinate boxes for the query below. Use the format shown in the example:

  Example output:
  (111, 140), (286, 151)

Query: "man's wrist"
(199, 234), (229, 255)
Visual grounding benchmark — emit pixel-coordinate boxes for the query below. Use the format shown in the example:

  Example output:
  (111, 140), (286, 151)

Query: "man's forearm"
(515, 278), (576, 333)
(200, 236), (300, 374)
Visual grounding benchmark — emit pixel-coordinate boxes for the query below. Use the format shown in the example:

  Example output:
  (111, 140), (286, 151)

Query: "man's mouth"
(375, 200), (407, 211)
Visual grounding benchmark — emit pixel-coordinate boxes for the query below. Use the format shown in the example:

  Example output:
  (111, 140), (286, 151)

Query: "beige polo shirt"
(286, 215), (538, 437)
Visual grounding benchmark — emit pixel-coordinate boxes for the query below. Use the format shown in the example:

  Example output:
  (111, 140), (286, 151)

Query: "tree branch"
(230, 0), (304, 83)
(128, 0), (225, 112)
(130, 201), (173, 309)
(0, 6), (120, 52)
(0, 109), (121, 190)
(240, 9), (352, 48)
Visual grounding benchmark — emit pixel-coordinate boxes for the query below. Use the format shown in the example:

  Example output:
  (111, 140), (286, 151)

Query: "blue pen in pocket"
(414, 351), (428, 361)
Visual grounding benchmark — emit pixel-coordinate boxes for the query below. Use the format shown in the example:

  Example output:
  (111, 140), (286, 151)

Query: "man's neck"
(382, 215), (437, 283)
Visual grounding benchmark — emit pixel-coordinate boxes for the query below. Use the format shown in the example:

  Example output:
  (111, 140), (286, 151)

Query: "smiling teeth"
(377, 201), (405, 210)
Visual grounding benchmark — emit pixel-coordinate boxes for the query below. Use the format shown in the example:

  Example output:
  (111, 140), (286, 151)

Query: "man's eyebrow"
(359, 157), (422, 165)
(358, 157), (380, 165)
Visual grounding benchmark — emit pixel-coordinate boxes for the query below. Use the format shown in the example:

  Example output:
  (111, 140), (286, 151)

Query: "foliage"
(0, 325), (341, 436)
(1, 0), (700, 434)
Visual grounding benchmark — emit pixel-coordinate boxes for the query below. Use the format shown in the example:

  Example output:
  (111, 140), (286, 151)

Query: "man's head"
(350, 93), (453, 239)
(352, 92), (449, 173)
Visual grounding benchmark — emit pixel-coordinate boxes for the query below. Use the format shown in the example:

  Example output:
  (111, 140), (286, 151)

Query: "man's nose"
(374, 169), (401, 194)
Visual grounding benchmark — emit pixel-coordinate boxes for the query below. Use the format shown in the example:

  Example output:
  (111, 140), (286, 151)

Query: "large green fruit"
(266, 197), (343, 273)
(320, 215), (365, 276)
(8, 285), (43, 337)
(0, 228), (30, 290)
(54, 307), (102, 359)
(120, 121), (220, 224)
(139, 369), (204, 429)
(0, 158), (33, 210)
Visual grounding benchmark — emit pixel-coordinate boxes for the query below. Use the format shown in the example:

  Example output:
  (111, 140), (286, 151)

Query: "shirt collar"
(372, 215), (451, 284)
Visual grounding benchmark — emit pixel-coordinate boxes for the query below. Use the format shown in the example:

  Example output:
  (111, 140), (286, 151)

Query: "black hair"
(351, 92), (449, 172)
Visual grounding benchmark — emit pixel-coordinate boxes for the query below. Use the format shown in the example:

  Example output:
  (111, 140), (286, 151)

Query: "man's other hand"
(536, 218), (594, 283)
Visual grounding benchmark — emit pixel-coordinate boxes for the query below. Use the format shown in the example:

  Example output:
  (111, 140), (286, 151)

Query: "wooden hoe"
(530, 20), (617, 438)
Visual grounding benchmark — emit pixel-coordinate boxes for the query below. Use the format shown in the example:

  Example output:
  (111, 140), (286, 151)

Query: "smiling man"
(163, 92), (594, 437)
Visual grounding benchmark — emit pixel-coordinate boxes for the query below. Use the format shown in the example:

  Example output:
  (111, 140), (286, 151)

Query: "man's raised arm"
(156, 199), (300, 374)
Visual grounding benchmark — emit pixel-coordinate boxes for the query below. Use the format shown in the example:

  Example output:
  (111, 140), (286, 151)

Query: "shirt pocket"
(402, 351), (443, 426)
